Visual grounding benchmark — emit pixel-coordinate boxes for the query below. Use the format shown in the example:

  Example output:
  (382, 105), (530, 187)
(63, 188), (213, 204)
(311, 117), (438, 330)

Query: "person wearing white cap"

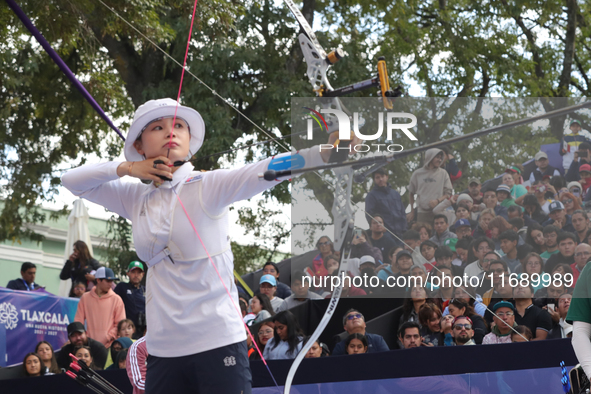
(259, 274), (287, 313)
(567, 181), (584, 201)
(62, 98), (357, 393)
(528, 151), (561, 184)
(433, 192), (479, 224)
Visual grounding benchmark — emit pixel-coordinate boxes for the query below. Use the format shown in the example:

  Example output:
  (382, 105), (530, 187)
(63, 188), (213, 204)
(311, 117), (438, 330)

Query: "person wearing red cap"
(579, 164), (591, 198)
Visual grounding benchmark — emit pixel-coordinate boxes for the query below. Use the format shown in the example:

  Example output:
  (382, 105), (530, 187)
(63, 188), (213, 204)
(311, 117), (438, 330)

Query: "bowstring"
(95, 0), (291, 154)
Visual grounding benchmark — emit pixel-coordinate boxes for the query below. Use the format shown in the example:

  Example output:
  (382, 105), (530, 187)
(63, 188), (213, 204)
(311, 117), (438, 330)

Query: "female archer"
(62, 98), (354, 393)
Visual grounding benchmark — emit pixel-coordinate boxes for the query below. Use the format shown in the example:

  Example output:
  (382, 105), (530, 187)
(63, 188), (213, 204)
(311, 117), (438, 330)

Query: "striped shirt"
(126, 336), (148, 394)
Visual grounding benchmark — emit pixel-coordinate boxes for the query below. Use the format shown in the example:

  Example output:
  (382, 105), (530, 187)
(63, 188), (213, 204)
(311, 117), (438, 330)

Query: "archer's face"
(133, 117), (191, 162)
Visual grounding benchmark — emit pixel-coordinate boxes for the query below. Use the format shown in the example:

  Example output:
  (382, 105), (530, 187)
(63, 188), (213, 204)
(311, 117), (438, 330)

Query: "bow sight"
(298, 34), (402, 104)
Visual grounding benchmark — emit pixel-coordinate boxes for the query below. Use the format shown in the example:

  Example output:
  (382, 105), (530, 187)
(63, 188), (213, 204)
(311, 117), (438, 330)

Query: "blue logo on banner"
(0, 288), (78, 366)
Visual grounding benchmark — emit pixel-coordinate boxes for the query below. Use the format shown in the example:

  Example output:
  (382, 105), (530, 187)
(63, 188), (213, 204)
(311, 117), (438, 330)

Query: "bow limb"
(283, 167), (355, 394)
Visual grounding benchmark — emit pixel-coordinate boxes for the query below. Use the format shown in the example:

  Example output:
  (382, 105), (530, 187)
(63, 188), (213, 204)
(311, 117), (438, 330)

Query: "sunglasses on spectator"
(453, 324), (472, 330)
(496, 312), (514, 317)
(318, 241), (331, 246)
(575, 251), (591, 257)
(562, 199), (573, 204)
(258, 329), (273, 336)
(347, 313), (363, 321)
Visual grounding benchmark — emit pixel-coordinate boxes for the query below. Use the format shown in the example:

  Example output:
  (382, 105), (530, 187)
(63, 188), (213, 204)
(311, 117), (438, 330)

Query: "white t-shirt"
(62, 148), (324, 357)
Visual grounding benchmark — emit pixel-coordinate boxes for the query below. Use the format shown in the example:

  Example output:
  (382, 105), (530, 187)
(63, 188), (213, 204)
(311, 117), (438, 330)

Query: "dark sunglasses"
(347, 313), (363, 321)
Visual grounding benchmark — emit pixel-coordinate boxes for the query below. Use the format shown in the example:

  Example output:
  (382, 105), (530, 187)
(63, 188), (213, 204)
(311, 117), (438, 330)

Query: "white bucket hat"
(124, 98), (205, 162)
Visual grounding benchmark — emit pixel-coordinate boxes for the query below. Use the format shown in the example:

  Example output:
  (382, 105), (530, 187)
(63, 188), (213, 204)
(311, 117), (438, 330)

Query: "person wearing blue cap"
(541, 201), (576, 233)
(453, 218), (472, 240)
(74, 266), (126, 348)
(259, 274), (287, 313)
(482, 301), (517, 344)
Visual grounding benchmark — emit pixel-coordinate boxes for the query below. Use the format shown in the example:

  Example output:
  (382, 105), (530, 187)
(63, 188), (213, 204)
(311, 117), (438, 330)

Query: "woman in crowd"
(472, 208), (495, 239)
(248, 294), (275, 326)
(503, 170), (528, 204)
(249, 321), (275, 360)
(74, 346), (99, 370)
(350, 229), (383, 263)
(35, 341), (60, 375)
(525, 223), (546, 254)
(447, 298), (488, 344)
(488, 216), (513, 250)
(522, 195), (549, 225)
(410, 265), (438, 294)
(550, 264), (575, 287)
(310, 236), (336, 277)
(418, 303), (443, 346)
(263, 311), (304, 360)
(411, 222), (433, 243)
(345, 333), (368, 355)
(443, 286), (486, 317)
(323, 254), (340, 276)
(559, 191), (582, 215)
(450, 201), (477, 231)
(520, 252), (545, 293)
(59, 240), (101, 296)
(440, 315), (455, 346)
(399, 285), (433, 326)
(23, 352), (45, 377)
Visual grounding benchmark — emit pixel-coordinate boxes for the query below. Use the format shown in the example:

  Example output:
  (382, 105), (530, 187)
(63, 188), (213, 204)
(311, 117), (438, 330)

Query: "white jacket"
(62, 148), (324, 357)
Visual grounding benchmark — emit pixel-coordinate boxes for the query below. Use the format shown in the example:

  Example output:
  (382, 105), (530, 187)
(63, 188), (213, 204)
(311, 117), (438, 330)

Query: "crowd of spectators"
(5, 243), (148, 387)
(247, 132), (591, 359)
(7, 123), (591, 381)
